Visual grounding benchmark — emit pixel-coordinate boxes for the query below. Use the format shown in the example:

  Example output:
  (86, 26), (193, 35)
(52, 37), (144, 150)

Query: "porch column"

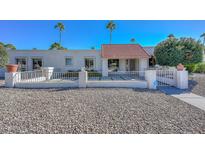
(102, 58), (108, 76)
(119, 59), (126, 71)
(139, 59), (148, 71)
(28, 57), (33, 71)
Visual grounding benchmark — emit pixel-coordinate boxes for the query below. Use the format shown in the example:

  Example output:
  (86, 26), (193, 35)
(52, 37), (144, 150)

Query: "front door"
(129, 59), (136, 71)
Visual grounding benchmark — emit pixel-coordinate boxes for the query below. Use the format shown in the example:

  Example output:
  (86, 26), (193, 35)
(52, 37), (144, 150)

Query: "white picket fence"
(16, 71), (79, 83)
(16, 70), (46, 83)
(156, 69), (177, 86)
(50, 72), (79, 81)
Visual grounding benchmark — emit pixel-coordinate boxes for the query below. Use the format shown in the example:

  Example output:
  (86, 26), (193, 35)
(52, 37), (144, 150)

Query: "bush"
(154, 37), (203, 66)
(87, 71), (102, 77)
(185, 64), (197, 73)
(195, 63), (205, 73)
(0, 45), (8, 68)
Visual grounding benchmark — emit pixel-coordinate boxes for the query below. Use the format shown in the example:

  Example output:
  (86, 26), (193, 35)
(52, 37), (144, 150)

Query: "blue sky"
(0, 20), (205, 50)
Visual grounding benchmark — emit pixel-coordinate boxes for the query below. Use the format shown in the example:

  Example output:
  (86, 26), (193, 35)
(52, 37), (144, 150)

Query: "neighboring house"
(7, 44), (151, 75)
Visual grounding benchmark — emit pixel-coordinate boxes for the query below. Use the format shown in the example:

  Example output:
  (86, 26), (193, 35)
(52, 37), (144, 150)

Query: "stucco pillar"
(5, 72), (21, 88)
(145, 70), (157, 89)
(42, 67), (54, 80)
(139, 59), (148, 71)
(28, 57), (33, 71)
(102, 58), (108, 76)
(119, 59), (126, 71)
(176, 70), (188, 89)
(79, 67), (87, 88)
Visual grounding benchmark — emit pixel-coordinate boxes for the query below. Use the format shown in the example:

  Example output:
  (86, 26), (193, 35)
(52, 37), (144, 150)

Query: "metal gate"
(156, 69), (177, 87)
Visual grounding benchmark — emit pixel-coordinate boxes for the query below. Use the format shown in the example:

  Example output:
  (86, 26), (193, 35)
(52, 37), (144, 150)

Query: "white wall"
(87, 80), (147, 88)
(7, 50), (102, 72)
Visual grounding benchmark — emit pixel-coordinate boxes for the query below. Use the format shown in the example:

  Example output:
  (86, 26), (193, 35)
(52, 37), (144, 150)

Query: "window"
(108, 59), (119, 71)
(85, 58), (95, 70)
(32, 58), (43, 70)
(15, 58), (27, 72)
(65, 57), (73, 66)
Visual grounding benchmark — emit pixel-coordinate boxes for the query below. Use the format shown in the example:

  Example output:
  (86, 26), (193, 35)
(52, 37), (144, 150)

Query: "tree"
(106, 21), (116, 44)
(154, 37), (203, 66)
(179, 37), (203, 64)
(54, 22), (65, 45)
(130, 38), (136, 43)
(0, 42), (16, 50)
(200, 33), (205, 45)
(49, 42), (67, 50)
(91, 46), (95, 50)
(4, 44), (16, 50)
(168, 34), (175, 39)
(0, 45), (8, 68)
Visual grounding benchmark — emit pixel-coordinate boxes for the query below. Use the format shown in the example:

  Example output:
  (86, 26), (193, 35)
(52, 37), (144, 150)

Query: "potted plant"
(177, 63), (185, 71)
(6, 64), (18, 73)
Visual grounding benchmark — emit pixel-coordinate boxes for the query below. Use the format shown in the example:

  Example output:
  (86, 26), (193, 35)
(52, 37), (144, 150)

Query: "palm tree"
(49, 42), (61, 50)
(91, 46), (95, 50)
(130, 38), (136, 44)
(4, 44), (16, 50)
(49, 42), (67, 50)
(200, 33), (205, 45)
(168, 34), (175, 38)
(54, 22), (65, 45)
(106, 21), (116, 44)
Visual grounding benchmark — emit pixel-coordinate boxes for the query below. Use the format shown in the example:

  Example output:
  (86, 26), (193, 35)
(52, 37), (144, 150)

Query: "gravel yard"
(189, 74), (205, 97)
(0, 87), (205, 134)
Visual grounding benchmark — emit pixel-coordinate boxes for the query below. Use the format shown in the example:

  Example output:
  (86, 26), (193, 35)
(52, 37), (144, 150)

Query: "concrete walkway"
(159, 87), (205, 111)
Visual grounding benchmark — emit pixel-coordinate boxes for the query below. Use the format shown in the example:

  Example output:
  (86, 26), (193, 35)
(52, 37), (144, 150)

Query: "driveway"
(0, 88), (205, 134)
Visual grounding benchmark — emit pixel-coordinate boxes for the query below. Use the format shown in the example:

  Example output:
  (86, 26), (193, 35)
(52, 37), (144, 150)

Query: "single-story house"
(6, 44), (154, 76)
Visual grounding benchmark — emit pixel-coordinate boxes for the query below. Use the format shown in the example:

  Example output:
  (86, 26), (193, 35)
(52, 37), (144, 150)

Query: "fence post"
(79, 67), (87, 88)
(5, 72), (20, 88)
(176, 70), (188, 89)
(145, 70), (157, 89)
(42, 67), (54, 80)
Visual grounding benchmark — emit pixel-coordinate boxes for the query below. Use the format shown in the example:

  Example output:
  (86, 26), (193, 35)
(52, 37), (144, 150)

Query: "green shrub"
(185, 63), (197, 73)
(195, 63), (205, 73)
(63, 72), (79, 77)
(88, 71), (102, 77)
(154, 37), (203, 66)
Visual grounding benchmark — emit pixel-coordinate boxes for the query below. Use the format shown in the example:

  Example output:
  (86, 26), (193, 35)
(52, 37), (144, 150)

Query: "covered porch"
(101, 44), (150, 76)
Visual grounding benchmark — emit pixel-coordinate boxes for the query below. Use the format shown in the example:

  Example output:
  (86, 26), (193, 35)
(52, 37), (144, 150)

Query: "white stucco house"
(3, 44), (189, 90)
(6, 44), (153, 76)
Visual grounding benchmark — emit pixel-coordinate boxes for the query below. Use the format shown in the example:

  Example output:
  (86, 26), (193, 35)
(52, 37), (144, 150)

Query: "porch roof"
(101, 44), (150, 59)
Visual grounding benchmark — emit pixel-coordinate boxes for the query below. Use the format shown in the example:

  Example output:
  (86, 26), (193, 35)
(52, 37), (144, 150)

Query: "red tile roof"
(101, 44), (150, 59)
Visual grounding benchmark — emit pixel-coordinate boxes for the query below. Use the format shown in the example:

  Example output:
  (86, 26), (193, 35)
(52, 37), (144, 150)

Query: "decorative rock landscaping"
(0, 87), (205, 133)
(189, 74), (205, 97)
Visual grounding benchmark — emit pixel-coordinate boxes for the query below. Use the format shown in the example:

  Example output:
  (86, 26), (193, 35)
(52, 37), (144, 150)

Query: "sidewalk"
(159, 87), (205, 111)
